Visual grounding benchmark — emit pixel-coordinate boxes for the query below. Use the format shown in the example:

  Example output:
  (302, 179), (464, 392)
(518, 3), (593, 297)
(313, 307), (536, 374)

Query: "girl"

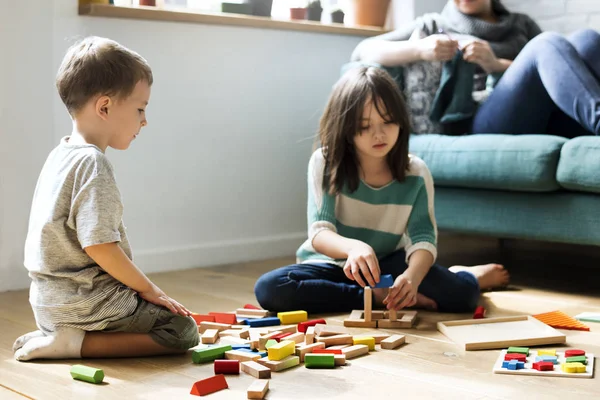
(254, 66), (508, 314)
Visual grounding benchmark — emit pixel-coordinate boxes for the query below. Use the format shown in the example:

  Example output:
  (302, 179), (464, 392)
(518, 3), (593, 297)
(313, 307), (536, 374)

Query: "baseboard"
(0, 232), (306, 293)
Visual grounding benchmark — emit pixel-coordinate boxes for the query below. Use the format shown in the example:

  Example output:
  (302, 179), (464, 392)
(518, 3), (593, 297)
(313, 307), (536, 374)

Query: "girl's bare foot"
(448, 263), (509, 290)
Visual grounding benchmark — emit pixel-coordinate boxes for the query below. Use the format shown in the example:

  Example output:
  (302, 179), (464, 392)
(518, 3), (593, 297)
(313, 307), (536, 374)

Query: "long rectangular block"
(257, 355), (300, 372)
(247, 379), (269, 399)
(224, 350), (262, 362)
(201, 329), (219, 344)
(380, 334), (406, 350)
(340, 344), (369, 360)
(316, 334), (353, 346)
(192, 344), (232, 364)
(295, 342), (326, 362)
(353, 336), (375, 351)
(241, 361), (271, 379)
(297, 319), (326, 333)
(209, 312), (237, 325)
(277, 310), (308, 325)
(198, 321), (231, 333)
(334, 354), (346, 366)
(284, 332), (305, 344)
(191, 314), (216, 324)
(70, 365), (104, 384)
(566, 355), (587, 365)
(314, 324), (347, 337)
(305, 353), (335, 368)
(248, 317), (281, 327)
(305, 326), (315, 344)
(507, 346), (529, 355)
(267, 340), (295, 361)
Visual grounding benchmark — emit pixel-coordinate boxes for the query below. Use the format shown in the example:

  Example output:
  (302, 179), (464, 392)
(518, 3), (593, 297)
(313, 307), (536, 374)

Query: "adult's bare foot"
(448, 263), (509, 290)
(413, 293), (438, 310)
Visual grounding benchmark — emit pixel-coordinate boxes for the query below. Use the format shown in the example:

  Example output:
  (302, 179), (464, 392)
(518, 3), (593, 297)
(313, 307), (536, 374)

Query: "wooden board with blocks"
(492, 349), (595, 378)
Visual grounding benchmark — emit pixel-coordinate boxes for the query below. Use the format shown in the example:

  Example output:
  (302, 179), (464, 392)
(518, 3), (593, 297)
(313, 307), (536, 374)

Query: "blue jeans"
(473, 29), (600, 137)
(254, 250), (479, 314)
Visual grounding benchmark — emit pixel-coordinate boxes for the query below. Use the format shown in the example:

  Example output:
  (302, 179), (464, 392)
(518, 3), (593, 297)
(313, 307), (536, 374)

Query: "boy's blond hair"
(56, 36), (153, 115)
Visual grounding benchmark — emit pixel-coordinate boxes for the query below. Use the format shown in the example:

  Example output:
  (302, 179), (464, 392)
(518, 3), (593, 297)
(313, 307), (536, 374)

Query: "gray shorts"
(103, 298), (199, 350)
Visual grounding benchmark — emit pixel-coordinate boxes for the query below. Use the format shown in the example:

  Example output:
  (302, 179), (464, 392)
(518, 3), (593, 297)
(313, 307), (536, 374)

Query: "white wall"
(0, 0), (364, 292)
(502, 0), (600, 33)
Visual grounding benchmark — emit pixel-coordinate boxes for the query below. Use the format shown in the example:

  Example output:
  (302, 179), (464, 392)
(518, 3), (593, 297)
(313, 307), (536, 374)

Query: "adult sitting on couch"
(352, 0), (600, 138)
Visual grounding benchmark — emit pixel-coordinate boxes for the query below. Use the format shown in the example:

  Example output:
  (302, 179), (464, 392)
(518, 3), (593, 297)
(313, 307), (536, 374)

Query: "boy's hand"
(139, 284), (191, 317)
(383, 274), (418, 310)
(343, 242), (380, 287)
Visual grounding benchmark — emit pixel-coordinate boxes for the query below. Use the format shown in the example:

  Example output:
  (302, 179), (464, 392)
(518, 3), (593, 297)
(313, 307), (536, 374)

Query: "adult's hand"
(462, 40), (500, 73)
(418, 34), (459, 62)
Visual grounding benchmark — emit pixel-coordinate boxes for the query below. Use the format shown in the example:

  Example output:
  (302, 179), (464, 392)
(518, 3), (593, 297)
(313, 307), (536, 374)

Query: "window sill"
(78, 4), (387, 37)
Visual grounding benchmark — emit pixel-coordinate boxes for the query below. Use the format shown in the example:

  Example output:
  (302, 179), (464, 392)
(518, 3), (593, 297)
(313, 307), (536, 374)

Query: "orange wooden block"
(533, 311), (590, 331)
(190, 375), (228, 396)
(209, 312), (238, 325)
(191, 314), (216, 324)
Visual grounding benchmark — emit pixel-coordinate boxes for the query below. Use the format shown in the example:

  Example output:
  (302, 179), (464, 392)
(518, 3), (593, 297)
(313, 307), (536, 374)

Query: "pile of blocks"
(189, 305), (408, 397)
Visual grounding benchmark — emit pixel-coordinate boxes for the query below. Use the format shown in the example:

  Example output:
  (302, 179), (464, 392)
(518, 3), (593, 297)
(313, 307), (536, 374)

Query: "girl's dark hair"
(319, 66), (411, 195)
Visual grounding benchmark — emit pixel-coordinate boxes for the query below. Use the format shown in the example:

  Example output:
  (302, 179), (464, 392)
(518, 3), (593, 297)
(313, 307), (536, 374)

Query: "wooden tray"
(493, 349), (594, 378)
(437, 315), (566, 350)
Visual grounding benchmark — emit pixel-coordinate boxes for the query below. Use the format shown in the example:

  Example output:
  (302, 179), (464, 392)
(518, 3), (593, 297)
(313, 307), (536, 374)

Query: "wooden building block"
(316, 334), (354, 347)
(198, 321), (231, 333)
(70, 365), (104, 384)
(374, 274), (394, 288)
(271, 332), (293, 342)
(371, 310), (387, 320)
(214, 359), (240, 374)
(257, 355), (300, 372)
(220, 329), (250, 339)
(363, 332), (391, 344)
(565, 349), (586, 357)
(507, 346), (529, 355)
(235, 308), (271, 318)
(334, 354), (346, 366)
(305, 353), (335, 369)
(562, 362), (586, 373)
(224, 350), (262, 362)
(473, 306), (486, 319)
(241, 361), (271, 379)
(190, 375), (228, 396)
(259, 331), (281, 350)
(267, 340), (295, 361)
(353, 336), (375, 351)
(277, 310), (308, 325)
(388, 308), (397, 321)
(532, 361), (554, 371)
(247, 379), (269, 399)
(314, 324), (347, 337)
(326, 344), (351, 350)
(341, 344), (369, 360)
(380, 334), (406, 350)
(192, 344), (232, 364)
(377, 310), (417, 328)
(295, 342), (326, 362)
(504, 353), (527, 362)
(244, 304), (261, 310)
(201, 329), (219, 344)
(247, 317), (281, 328)
(364, 287), (372, 322)
(538, 349), (557, 356)
(284, 332), (305, 344)
(533, 310), (590, 331)
(344, 310), (377, 328)
(270, 325), (298, 334)
(219, 336), (251, 346)
(313, 348), (342, 355)
(298, 319), (326, 333)
(191, 314), (215, 324)
(305, 326), (315, 344)
(565, 355), (587, 365)
(209, 312), (237, 325)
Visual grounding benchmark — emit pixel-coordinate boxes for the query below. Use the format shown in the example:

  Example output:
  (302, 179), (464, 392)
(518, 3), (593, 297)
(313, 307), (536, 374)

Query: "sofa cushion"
(409, 134), (568, 192)
(557, 136), (600, 193)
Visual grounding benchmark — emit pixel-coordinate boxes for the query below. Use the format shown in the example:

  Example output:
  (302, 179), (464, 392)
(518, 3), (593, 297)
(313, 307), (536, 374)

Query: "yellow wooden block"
(267, 340), (295, 361)
(353, 336), (375, 351)
(561, 362), (586, 373)
(538, 349), (556, 356)
(277, 311), (308, 325)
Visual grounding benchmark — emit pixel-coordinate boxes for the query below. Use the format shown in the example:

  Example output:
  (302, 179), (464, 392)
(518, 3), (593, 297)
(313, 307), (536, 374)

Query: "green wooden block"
(305, 353), (335, 369)
(192, 344), (232, 364)
(70, 365), (104, 384)
(565, 355), (587, 365)
(507, 347), (529, 355)
(265, 339), (277, 349)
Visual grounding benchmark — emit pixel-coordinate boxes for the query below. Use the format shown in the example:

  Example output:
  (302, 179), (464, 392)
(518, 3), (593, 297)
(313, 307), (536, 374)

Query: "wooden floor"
(1, 234), (599, 399)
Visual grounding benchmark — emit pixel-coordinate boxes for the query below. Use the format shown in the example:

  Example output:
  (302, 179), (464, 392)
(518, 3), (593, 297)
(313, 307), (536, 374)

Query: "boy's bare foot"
(14, 327), (85, 361)
(13, 330), (45, 352)
(448, 263), (509, 290)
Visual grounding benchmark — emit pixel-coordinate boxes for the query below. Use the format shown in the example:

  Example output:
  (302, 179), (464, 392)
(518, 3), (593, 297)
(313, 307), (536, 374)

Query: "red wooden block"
(297, 319), (326, 333)
(565, 349), (585, 357)
(190, 375), (228, 396)
(532, 361), (554, 371)
(208, 312), (237, 325)
(244, 304), (261, 310)
(504, 353), (527, 362)
(191, 314), (216, 324)
(313, 349), (342, 355)
(272, 332), (293, 342)
(214, 360), (240, 375)
(473, 306), (485, 319)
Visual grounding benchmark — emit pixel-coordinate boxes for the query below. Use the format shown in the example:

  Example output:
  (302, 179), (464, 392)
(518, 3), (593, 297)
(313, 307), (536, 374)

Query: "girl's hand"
(462, 40), (500, 73)
(418, 34), (459, 62)
(343, 243), (380, 287)
(383, 274), (418, 310)
(139, 284), (191, 317)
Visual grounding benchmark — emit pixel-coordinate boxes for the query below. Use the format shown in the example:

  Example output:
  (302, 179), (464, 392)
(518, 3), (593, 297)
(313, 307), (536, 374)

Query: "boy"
(13, 36), (199, 361)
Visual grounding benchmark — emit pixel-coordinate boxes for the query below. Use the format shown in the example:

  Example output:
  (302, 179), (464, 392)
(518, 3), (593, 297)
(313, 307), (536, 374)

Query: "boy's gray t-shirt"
(25, 136), (138, 333)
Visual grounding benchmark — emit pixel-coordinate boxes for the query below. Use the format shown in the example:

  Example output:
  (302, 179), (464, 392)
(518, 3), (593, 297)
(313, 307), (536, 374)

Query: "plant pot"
(306, 6), (322, 21)
(331, 9), (344, 24)
(221, 2), (252, 15)
(139, 0), (156, 6)
(290, 7), (307, 20)
(248, 0), (273, 17)
(351, 0), (390, 27)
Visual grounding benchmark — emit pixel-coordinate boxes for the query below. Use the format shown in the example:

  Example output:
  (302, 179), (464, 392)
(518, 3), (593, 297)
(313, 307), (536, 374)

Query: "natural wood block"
(285, 332), (305, 344)
(224, 350), (261, 362)
(201, 329), (219, 344)
(364, 287), (372, 322)
(389, 308), (397, 321)
(334, 354), (346, 366)
(340, 344), (370, 359)
(198, 321), (231, 333)
(377, 310), (417, 329)
(220, 329), (250, 339)
(295, 342), (326, 362)
(316, 334), (354, 346)
(256, 355), (300, 372)
(326, 344), (351, 350)
(344, 309), (377, 328)
(240, 361), (271, 379)
(267, 325), (297, 334)
(219, 336), (250, 346)
(314, 324), (347, 337)
(235, 308), (270, 318)
(305, 326), (315, 344)
(247, 379), (269, 399)
(380, 334), (406, 350)
(355, 332), (390, 344)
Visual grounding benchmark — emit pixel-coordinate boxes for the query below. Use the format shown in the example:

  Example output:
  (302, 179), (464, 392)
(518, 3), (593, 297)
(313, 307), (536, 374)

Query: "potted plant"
(221, 1), (252, 15)
(349, 0), (390, 27)
(248, 0), (273, 17)
(139, 0), (156, 5)
(290, 3), (307, 20)
(330, 7), (344, 24)
(306, 0), (322, 22)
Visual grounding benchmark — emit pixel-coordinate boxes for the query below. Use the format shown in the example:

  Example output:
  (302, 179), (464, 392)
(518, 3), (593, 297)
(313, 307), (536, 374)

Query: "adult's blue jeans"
(473, 29), (600, 137)
(254, 249), (479, 314)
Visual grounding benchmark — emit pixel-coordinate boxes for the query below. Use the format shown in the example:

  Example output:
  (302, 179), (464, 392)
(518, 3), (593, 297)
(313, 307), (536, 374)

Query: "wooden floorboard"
(1, 234), (599, 399)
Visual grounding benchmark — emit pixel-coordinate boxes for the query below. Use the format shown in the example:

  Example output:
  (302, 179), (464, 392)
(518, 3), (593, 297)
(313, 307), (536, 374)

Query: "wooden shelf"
(78, 4), (387, 37)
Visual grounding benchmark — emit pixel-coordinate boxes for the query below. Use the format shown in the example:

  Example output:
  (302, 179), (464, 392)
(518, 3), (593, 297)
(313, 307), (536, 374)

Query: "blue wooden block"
(374, 274), (394, 288)
(231, 344), (252, 350)
(503, 360), (525, 370)
(247, 317), (280, 327)
(535, 355), (558, 364)
(238, 348), (267, 357)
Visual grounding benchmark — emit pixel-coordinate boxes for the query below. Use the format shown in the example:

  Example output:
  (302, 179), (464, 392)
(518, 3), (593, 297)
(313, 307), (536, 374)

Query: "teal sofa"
(408, 134), (600, 246)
